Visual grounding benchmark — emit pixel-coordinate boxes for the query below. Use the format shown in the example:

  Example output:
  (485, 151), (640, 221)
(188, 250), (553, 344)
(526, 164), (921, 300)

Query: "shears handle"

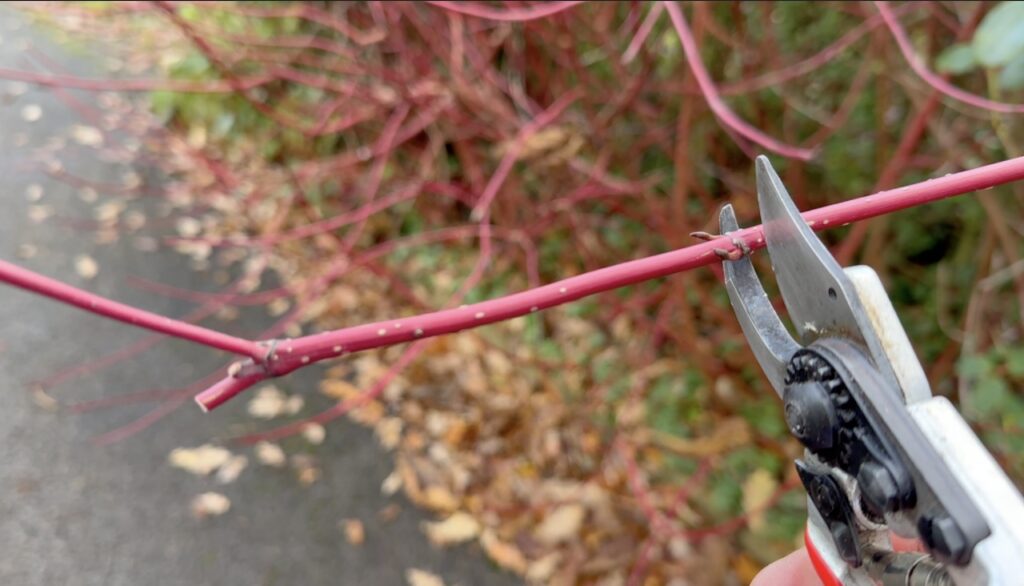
(805, 524), (842, 586)
(803, 512), (879, 586)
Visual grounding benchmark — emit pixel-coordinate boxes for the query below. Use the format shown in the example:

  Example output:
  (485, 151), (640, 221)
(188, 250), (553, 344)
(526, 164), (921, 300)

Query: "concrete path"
(0, 8), (514, 585)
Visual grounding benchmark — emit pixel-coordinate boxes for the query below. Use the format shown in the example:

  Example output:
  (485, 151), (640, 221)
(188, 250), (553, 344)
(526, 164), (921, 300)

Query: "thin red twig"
(661, 2), (817, 161)
(0, 259), (264, 360)
(0, 66), (273, 92)
(426, 1), (585, 22)
(621, 2), (664, 65)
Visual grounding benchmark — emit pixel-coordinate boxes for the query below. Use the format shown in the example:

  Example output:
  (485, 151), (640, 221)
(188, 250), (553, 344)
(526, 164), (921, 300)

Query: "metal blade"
(755, 156), (906, 399)
(756, 155), (863, 345)
(720, 204), (799, 397)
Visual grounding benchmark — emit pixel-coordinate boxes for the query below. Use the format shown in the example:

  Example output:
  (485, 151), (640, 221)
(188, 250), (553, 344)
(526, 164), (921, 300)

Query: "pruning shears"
(720, 157), (1024, 585)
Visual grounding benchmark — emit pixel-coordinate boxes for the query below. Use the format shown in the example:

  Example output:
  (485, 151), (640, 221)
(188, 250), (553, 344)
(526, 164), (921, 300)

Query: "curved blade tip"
(719, 204), (739, 233)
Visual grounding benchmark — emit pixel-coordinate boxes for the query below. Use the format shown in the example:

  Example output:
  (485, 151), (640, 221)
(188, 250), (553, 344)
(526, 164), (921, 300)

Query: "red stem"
(621, 3), (664, 65)
(194, 155), (1024, 410)
(233, 341), (426, 443)
(93, 396), (189, 446)
(426, 1), (585, 22)
(715, 3), (916, 96)
(0, 66), (273, 93)
(0, 260), (264, 360)
(661, 1), (817, 161)
(471, 90), (582, 218)
(876, 1), (1024, 114)
(188, 1), (384, 45)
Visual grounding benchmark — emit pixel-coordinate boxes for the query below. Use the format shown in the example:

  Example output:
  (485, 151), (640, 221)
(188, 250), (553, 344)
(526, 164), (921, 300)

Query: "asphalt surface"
(0, 9), (514, 586)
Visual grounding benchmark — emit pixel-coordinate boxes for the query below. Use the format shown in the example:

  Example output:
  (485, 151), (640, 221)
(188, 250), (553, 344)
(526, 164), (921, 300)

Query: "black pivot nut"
(783, 381), (839, 451)
(919, 514), (969, 565)
(857, 462), (900, 518)
(797, 464), (862, 567)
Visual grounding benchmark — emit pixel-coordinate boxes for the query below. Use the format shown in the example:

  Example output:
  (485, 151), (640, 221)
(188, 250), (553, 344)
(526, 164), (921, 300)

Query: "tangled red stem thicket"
(4, 4), (1024, 578)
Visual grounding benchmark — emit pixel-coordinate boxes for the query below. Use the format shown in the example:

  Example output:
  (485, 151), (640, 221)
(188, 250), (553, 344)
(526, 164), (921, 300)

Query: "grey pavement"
(0, 8), (514, 586)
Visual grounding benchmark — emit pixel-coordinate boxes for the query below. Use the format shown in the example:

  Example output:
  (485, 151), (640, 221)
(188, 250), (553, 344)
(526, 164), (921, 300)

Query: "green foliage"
(934, 3), (1024, 97)
(147, 8), (332, 163)
(960, 348), (1024, 418)
(972, 2), (1024, 68)
(740, 397), (787, 439)
(936, 43), (978, 75)
(1000, 54), (1024, 90)
(957, 346), (1024, 486)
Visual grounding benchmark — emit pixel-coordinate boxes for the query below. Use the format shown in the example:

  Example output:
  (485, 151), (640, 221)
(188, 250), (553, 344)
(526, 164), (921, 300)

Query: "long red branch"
(193, 155), (1024, 410)
(0, 260), (264, 360)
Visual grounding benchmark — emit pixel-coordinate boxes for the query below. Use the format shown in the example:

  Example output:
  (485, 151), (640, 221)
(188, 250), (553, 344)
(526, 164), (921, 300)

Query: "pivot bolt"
(920, 514), (968, 565)
(783, 381), (839, 451)
(858, 462), (900, 517)
(830, 522), (860, 566)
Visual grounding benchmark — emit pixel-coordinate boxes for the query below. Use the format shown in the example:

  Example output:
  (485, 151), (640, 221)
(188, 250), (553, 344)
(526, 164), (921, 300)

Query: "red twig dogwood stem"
(425, 0), (586, 22)
(0, 260), (265, 360)
(4, 156), (1024, 410)
(198, 154), (1024, 408)
(661, 2), (817, 161)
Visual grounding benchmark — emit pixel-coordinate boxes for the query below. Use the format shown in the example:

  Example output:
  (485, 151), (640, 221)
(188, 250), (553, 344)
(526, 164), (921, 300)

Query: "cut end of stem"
(194, 396), (211, 413)
(194, 371), (265, 412)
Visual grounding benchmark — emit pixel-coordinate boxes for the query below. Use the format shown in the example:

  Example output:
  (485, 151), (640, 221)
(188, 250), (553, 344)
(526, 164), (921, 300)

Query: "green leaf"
(971, 377), (1013, 418)
(537, 339), (563, 362)
(592, 359), (616, 384)
(149, 90), (176, 124)
(1000, 53), (1024, 90)
(179, 3), (200, 22)
(957, 354), (993, 379)
(1006, 347), (1024, 377)
(936, 43), (977, 75)
(972, 2), (1024, 68)
(211, 113), (235, 137)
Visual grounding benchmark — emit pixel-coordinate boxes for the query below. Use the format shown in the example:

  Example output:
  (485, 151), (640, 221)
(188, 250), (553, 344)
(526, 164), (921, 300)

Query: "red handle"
(805, 525), (843, 586)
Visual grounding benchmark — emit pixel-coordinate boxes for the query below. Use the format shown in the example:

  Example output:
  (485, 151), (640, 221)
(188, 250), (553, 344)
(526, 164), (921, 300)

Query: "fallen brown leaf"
(74, 255), (99, 280)
(20, 103), (41, 121)
(480, 529), (528, 574)
(378, 503), (401, 523)
(421, 485), (459, 513)
(405, 568), (445, 586)
(342, 518), (365, 546)
(534, 503), (586, 545)
(191, 492), (230, 519)
(254, 441), (286, 467)
(215, 455), (248, 484)
(742, 469), (777, 533)
(168, 444), (232, 476)
(24, 184), (42, 201)
(302, 422), (326, 445)
(16, 244), (38, 260)
(71, 125), (103, 146)
(526, 552), (562, 584)
(31, 387), (59, 411)
(422, 511), (480, 546)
